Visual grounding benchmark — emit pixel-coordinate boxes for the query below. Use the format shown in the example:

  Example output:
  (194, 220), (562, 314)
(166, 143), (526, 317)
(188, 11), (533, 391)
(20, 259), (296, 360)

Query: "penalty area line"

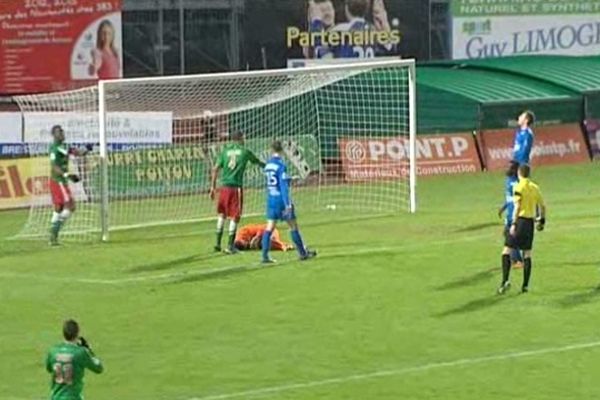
(189, 340), (600, 400)
(0, 232), (491, 286)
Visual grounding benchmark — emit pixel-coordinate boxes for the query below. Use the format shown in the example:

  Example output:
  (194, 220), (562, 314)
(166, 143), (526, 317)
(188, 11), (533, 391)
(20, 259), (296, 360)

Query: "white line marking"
(5, 340), (600, 400)
(0, 233), (490, 285)
(190, 340), (600, 400)
(2, 220), (598, 286)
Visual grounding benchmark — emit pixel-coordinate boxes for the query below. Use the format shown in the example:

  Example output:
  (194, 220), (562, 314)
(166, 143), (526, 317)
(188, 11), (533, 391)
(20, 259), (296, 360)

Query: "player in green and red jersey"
(49, 125), (91, 245)
(209, 131), (265, 253)
(46, 320), (103, 400)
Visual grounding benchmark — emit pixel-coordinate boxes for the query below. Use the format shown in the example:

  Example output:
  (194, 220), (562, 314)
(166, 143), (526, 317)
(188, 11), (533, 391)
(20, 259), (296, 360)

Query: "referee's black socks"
(501, 254), (511, 284)
(523, 258), (532, 289)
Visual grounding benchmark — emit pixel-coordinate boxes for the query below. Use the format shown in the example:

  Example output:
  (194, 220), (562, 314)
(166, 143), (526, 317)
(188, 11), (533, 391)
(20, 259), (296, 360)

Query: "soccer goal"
(13, 59), (416, 242)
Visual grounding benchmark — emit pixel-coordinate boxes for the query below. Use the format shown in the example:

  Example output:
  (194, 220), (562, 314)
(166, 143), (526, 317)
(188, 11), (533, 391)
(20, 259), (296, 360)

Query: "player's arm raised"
(78, 336), (103, 374)
(69, 144), (94, 157)
(83, 349), (104, 374)
(248, 150), (266, 169)
(51, 151), (79, 183)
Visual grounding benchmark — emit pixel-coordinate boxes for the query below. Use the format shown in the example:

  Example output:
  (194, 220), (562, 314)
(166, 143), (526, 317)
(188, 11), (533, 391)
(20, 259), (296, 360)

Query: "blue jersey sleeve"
(309, 19), (325, 32)
(504, 177), (517, 226)
(278, 165), (291, 207)
(308, 19), (333, 59)
(331, 20), (375, 58)
(503, 179), (512, 208)
(522, 131), (533, 162)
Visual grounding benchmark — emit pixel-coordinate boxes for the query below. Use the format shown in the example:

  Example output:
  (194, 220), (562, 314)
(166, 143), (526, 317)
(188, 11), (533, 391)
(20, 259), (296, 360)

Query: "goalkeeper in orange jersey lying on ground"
(234, 223), (293, 251)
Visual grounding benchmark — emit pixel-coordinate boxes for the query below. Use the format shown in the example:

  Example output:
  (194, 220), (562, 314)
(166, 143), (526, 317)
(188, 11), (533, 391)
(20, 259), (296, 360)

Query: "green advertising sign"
(452, 0), (600, 17)
(104, 135), (321, 198)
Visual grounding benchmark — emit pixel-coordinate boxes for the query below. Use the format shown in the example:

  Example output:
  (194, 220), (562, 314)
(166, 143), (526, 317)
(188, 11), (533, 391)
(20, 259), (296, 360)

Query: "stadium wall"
(584, 120), (600, 160)
(477, 124), (590, 171)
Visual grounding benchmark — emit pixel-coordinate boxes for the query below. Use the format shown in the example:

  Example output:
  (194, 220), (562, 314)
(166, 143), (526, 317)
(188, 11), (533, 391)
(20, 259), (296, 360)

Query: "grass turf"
(0, 163), (599, 400)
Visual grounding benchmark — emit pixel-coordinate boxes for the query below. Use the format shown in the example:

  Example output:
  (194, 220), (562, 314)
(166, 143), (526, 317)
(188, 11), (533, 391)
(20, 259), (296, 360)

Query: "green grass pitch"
(1, 163), (599, 400)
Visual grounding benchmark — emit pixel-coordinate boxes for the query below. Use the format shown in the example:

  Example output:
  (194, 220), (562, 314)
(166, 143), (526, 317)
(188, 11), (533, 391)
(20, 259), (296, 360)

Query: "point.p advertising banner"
(451, 0), (600, 59)
(479, 124), (590, 170)
(339, 133), (481, 181)
(0, 0), (122, 94)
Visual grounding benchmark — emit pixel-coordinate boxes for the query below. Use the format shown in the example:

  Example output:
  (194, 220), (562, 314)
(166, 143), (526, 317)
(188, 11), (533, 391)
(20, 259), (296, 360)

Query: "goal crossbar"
(14, 58), (416, 242)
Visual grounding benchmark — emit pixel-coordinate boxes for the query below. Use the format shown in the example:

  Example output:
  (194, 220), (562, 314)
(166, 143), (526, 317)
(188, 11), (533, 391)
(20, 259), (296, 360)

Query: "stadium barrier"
(338, 133), (481, 181)
(0, 157), (47, 209)
(0, 124), (594, 211)
(477, 124), (590, 171)
(0, 157), (87, 210)
(584, 120), (600, 160)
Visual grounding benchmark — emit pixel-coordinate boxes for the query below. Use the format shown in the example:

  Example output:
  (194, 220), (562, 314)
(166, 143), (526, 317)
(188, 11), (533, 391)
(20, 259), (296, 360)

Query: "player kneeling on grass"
(49, 125), (92, 246)
(498, 164), (546, 294)
(234, 223), (294, 252)
(209, 131), (265, 254)
(46, 319), (103, 400)
(262, 140), (316, 264)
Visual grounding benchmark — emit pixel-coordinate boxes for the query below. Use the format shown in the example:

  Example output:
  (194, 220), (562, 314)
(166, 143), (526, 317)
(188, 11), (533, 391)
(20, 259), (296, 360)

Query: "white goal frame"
(12, 58), (416, 242)
(97, 58), (417, 241)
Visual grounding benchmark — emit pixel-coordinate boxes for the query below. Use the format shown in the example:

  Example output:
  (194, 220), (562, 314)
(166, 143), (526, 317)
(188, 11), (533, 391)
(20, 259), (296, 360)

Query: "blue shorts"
(266, 202), (296, 221)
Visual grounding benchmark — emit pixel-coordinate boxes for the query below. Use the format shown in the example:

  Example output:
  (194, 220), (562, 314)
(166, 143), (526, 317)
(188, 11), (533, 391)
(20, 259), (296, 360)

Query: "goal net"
(13, 59), (416, 242)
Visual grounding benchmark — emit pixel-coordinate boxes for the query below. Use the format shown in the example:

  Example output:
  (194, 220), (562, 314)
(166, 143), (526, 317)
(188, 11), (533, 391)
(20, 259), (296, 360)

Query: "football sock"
(523, 258), (532, 288)
(290, 229), (307, 257)
(228, 220), (237, 249)
(262, 230), (273, 260)
(215, 216), (225, 247)
(501, 254), (511, 284)
(50, 212), (62, 236)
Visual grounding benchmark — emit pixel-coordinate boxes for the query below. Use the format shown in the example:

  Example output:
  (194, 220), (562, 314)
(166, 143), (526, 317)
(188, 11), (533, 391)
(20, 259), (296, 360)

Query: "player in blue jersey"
(305, 0), (336, 59)
(498, 161), (523, 268)
(513, 110), (535, 165)
(261, 140), (317, 264)
(329, 0), (397, 59)
(330, 0), (374, 58)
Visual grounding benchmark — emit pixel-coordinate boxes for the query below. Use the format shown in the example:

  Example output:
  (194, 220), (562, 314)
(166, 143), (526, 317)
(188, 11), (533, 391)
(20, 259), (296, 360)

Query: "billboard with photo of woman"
(71, 14), (122, 80)
(0, 0), (122, 94)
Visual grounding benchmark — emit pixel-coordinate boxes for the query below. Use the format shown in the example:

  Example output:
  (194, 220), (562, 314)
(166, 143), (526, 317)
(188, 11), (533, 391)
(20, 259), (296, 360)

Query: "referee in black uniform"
(498, 164), (546, 294)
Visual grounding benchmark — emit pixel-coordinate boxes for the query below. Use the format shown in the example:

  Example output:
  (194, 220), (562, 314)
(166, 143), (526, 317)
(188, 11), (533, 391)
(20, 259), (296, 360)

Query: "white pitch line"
(2, 220), (598, 286)
(0, 232), (490, 286)
(5, 340), (600, 400)
(190, 340), (600, 400)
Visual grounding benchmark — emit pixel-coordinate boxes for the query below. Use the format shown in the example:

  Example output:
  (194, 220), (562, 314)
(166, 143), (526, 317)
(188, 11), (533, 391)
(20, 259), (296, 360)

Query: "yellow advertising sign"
(0, 157), (49, 210)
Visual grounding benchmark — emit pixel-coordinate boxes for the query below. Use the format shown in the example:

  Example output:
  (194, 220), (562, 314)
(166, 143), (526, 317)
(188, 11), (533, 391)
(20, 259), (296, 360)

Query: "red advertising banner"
(338, 133), (481, 181)
(480, 124), (590, 171)
(0, 0), (122, 94)
(584, 119), (600, 160)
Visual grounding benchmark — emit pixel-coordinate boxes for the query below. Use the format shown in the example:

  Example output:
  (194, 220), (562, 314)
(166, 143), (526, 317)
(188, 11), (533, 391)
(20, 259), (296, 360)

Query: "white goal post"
(14, 58), (416, 242)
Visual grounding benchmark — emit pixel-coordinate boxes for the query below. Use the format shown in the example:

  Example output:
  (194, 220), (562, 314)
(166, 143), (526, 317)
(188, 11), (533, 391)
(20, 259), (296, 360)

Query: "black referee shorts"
(505, 217), (535, 251)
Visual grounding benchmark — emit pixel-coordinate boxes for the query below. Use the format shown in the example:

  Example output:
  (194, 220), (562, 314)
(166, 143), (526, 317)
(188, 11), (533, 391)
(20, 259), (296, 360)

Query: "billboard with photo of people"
(0, 0), (122, 94)
(297, 0), (401, 58)
(284, 0), (410, 67)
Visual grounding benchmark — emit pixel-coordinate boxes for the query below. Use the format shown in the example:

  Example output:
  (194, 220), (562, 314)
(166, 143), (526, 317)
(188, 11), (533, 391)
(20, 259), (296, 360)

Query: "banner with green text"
(103, 135), (321, 199)
(451, 0), (600, 59)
